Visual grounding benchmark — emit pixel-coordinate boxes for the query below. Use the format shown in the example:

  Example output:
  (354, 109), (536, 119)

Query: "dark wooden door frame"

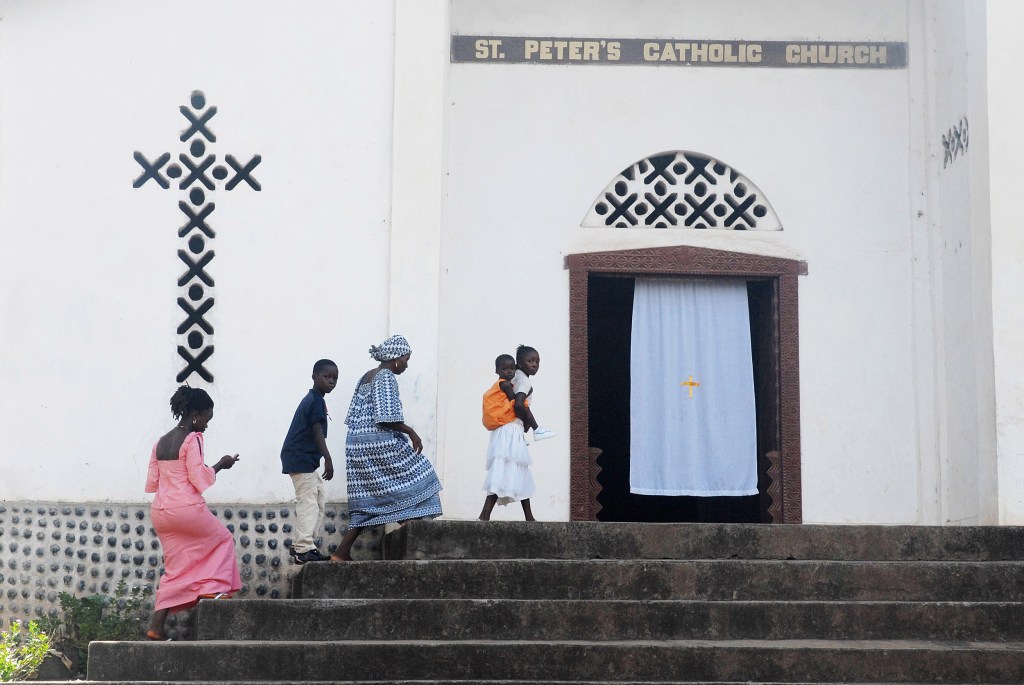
(565, 245), (808, 523)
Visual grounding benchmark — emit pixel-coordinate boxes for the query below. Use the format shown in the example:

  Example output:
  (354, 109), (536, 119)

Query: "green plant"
(0, 620), (51, 682)
(41, 579), (151, 675)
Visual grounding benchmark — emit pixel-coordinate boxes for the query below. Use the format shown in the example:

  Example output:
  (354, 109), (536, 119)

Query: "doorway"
(565, 245), (806, 523)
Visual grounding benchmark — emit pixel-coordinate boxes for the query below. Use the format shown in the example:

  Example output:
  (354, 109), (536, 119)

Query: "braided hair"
(169, 385), (214, 421)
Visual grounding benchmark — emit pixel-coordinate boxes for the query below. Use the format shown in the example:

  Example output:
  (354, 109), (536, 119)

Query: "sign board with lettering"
(452, 36), (907, 68)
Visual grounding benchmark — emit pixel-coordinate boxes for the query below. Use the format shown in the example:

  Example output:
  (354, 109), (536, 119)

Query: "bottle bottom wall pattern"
(0, 501), (380, 635)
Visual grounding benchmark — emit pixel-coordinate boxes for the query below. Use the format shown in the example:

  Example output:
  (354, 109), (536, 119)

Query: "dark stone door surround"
(565, 245), (807, 523)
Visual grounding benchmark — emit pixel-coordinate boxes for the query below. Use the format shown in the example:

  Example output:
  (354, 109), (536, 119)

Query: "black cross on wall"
(133, 90), (262, 383)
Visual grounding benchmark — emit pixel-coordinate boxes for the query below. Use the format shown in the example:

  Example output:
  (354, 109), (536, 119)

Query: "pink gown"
(145, 432), (241, 612)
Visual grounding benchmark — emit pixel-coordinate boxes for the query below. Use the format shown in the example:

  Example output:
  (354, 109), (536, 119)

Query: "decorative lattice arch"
(582, 151), (782, 230)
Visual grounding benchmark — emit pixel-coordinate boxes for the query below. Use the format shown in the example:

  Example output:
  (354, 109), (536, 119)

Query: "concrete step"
(192, 598), (1024, 642)
(291, 559), (1024, 602)
(87, 639), (1024, 682)
(43, 681), (1011, 685)
(383, 521), (1024, 562)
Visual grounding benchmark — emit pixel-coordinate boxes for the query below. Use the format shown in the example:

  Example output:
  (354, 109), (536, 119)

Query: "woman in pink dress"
(145, 386), (241, 640)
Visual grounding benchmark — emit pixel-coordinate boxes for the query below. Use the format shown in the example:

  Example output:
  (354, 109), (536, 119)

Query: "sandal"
(197, 592), (234, 600)
(145, 630), (171, 641)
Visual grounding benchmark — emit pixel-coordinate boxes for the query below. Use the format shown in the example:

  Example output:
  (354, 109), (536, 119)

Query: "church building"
(1, 0), (1022, 623)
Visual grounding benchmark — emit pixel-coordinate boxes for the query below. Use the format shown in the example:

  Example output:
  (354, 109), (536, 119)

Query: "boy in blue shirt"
(281, 359), (338, 564)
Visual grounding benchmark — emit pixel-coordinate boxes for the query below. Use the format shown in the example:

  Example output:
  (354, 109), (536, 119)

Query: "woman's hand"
(214, 454), (240, 472)
(380, 421), (424, 454)
(408, 429), (423, 454)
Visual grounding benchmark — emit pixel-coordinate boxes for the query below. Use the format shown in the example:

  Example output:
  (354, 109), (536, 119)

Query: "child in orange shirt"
(479, 354), (536, 520)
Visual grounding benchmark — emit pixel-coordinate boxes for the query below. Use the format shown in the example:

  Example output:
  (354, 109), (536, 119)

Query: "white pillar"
(988, 0), (1024, 523)
(907, 0), (942, 524)
(388, 1), (450, 477)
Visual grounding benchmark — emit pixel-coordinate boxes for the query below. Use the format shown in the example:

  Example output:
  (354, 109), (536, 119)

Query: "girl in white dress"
(479, 346), (555, 520)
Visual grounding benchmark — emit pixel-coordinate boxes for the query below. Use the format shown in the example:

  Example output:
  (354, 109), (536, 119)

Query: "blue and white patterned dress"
(344, 368), (443, 528)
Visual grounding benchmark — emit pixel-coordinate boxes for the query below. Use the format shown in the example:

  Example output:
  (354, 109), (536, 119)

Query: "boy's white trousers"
(289, 472), (326, 553)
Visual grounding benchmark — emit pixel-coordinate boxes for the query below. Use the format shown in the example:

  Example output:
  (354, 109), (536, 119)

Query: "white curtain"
(629, 278), (758, 496)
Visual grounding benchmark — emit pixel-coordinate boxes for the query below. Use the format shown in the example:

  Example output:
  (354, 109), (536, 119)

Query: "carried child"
(280, 358), (338, 564)
(478, 346), (555, 521)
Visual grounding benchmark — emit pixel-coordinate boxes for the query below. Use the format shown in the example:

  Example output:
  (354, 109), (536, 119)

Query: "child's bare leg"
(524, 407), (540, 432)
(479, 494), (498, 521)
(514, 400), (539, 432)
(521, 498), (536, 521)
(330, 527), (363, 561)
(147, 608), (169, 639)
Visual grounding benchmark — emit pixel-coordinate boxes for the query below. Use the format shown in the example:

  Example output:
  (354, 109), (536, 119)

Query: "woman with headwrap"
(330, 335), (443, 561)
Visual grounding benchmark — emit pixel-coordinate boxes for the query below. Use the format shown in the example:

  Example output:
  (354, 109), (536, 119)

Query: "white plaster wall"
(388, 0), (450, 493)
(0, 1), (396, 503)
(964, 3), (996, 524)
(440, 0), (924, 523)
(970, 2), (995, 524)
(0, 0), (1000, 526)
(910, 0), (996, 524)
(988, 0), (1024, 524)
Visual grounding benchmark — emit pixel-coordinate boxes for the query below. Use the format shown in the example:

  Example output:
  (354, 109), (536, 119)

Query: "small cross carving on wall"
(942, 117), (969, 169)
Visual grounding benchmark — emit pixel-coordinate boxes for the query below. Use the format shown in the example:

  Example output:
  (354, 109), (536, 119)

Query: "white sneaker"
(533, 427), (557, 441)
